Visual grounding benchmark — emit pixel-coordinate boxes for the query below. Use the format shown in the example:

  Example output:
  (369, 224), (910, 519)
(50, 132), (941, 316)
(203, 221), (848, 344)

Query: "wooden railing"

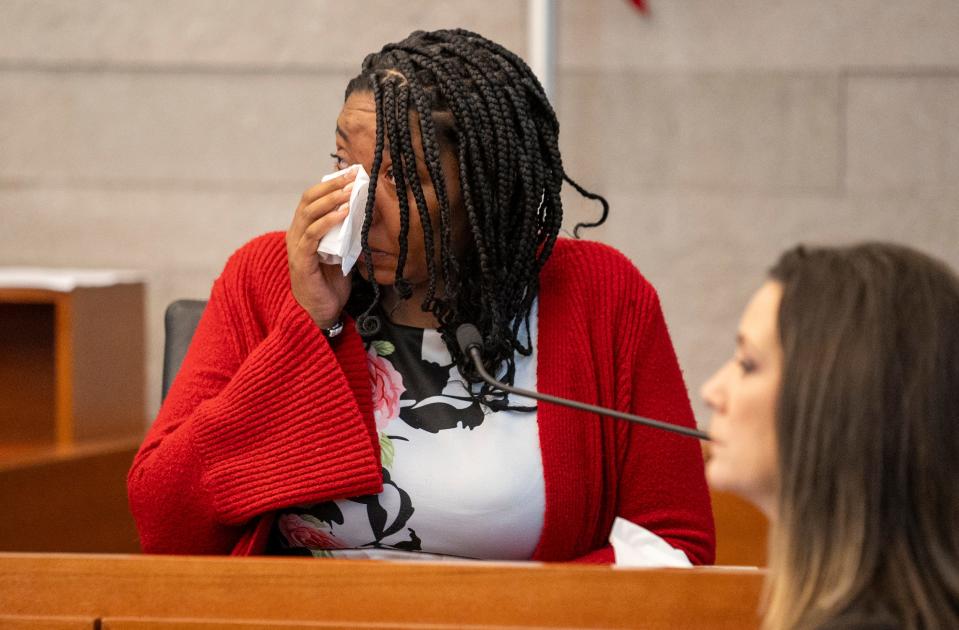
(0, 553), (764, 629)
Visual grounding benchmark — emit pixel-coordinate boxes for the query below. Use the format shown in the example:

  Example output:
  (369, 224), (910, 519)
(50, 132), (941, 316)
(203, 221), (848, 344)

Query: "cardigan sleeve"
(606, 284), (715, 565)
(565, 289), (715, 565)
(127, 235), (383, 554)
(532, 240), (714, 565)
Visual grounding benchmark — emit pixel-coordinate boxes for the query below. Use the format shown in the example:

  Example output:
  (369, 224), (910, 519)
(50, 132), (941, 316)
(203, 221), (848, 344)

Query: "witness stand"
(0, 270), (766, 629)
(0, 552), (763, 629)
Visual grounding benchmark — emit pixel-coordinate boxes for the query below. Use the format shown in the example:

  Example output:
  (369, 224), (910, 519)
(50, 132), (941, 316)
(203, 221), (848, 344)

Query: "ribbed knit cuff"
(191, 294), (382, 525)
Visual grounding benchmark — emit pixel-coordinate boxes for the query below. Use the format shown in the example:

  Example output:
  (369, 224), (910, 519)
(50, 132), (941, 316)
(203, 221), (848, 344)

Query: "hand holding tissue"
(317, 164), (370, 275)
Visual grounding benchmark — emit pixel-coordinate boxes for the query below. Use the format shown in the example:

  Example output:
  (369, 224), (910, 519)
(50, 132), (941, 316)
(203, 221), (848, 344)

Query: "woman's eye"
(737, 357), (757, 375)
(384, 166), (396, 185)
(330, 153), (347, 170)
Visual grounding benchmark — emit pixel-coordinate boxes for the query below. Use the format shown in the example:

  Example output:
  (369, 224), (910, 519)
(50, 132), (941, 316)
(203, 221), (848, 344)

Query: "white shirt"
(269, 302), (545, 561)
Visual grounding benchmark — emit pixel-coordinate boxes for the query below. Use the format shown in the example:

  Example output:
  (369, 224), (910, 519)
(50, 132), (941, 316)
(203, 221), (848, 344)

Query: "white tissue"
(609, 517), (693, 568)
(316, 164), (371, 275)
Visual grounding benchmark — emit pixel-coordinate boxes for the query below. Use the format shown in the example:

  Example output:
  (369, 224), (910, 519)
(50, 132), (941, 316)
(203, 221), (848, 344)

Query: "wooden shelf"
(0, 283), (145, 448)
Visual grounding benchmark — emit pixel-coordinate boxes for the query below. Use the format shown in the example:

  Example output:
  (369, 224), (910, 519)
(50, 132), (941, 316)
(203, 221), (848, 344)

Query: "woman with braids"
(702, 243), (959, 629)
(129, 29), (714, 563)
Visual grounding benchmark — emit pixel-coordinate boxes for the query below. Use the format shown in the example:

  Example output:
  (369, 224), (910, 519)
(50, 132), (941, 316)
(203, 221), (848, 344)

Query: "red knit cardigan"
(128, 233), (715, 564)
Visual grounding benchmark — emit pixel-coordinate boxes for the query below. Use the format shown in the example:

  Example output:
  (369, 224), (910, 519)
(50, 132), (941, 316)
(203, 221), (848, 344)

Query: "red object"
(629, 0), (649, 13)
(129, 233), (714, 564)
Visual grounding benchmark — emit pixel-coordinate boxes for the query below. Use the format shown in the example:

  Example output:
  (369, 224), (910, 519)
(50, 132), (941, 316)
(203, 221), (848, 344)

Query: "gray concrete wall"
(2, 1), (957, 426)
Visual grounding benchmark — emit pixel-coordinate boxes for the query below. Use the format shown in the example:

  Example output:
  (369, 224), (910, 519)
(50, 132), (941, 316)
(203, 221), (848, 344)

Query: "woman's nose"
(700, 366), (726, 412)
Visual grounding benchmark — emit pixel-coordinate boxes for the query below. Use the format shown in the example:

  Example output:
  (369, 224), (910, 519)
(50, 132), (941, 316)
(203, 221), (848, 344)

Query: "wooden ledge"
(0, 553), (764, 629)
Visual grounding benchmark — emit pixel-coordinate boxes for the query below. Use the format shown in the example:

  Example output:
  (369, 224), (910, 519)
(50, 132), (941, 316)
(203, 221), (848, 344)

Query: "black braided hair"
(344, 29), (609, 403)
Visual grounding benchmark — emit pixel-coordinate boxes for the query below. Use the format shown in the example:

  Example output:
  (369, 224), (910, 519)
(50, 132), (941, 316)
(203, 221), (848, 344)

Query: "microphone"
(456, 324), (711, 441)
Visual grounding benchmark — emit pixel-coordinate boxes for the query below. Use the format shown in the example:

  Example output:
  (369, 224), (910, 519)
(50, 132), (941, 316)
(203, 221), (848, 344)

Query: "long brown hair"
(765, 243), (959, 629)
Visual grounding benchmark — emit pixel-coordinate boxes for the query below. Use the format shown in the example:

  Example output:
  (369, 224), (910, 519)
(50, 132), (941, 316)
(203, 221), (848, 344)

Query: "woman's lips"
(358, 249), (394, 262)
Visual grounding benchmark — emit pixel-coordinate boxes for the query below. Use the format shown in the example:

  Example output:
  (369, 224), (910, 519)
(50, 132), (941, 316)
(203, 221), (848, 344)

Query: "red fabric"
(128, 233), (715, 564)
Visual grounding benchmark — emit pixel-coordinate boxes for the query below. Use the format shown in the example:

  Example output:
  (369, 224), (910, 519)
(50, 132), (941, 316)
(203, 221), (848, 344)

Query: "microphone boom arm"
(467, 347), (711, 442)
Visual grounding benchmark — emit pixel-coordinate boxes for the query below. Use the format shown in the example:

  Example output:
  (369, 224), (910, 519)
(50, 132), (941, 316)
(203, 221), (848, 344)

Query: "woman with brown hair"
(702, 242), (959, 629)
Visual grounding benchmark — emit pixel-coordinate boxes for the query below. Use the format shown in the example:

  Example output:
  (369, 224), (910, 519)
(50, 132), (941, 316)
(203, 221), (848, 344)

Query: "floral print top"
(266, 302), (545, 560)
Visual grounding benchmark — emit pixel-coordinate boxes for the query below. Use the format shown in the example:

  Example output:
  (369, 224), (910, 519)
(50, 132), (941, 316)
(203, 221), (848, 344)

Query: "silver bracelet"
(320, 319), (344, 339)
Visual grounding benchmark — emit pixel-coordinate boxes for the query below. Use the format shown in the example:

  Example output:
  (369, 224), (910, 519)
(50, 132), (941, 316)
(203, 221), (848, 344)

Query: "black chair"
(161, 299), (207, 401)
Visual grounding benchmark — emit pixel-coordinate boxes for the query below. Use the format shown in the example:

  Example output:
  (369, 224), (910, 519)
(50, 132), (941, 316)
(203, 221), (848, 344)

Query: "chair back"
(161, 299), (207, 400)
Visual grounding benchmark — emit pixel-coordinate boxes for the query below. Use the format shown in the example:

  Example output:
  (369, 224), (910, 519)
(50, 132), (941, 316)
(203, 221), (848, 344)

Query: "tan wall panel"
(0, 72), (350, 185)
(560, 0), (959, 70)
(0, 0), (526, 69)
(9, 1), (959, 72)
(846, 76), (959, 191)
(558, 72), (841, 193)
(569, 189), (959, 423)
(1, 2), (958, 428)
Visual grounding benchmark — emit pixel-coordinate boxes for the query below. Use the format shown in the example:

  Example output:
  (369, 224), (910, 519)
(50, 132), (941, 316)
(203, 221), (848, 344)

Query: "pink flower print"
(368, 347), (405, 431)
(277, 514), (341, 549)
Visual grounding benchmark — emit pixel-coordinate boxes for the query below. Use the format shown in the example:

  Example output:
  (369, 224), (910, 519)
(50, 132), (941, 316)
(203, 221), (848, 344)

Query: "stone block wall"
(2, 1), (957, 424)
